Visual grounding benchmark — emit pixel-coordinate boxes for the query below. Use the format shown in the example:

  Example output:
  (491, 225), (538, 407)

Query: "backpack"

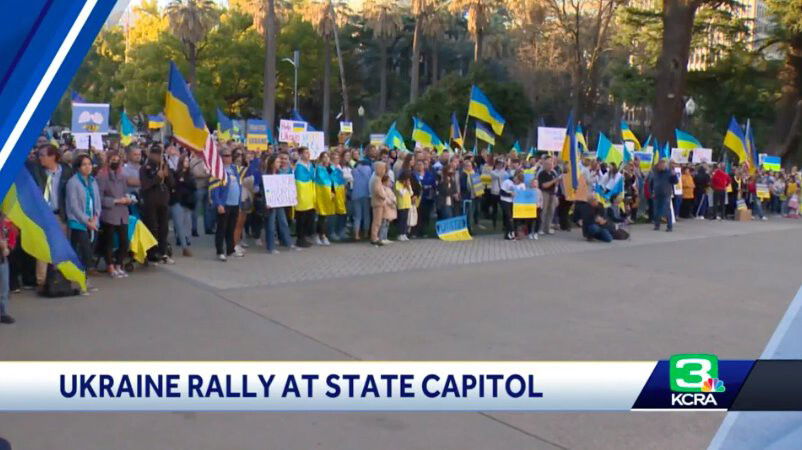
(41, 265), (80, 297)
(612, 228), (630, 240)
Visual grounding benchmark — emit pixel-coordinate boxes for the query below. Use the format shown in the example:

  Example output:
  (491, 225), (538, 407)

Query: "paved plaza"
(1, 218), (801, 449)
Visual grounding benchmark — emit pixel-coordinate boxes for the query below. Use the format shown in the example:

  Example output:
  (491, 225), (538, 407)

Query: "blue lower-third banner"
(0, 356), (800, 411)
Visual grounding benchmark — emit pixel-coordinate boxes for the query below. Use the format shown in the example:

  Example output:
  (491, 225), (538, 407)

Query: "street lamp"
(282, 50), (300, 113)
(685, 97), (697, 116)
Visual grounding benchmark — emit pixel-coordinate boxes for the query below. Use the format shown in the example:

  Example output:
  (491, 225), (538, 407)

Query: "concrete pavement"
(1, 218), (801, 449)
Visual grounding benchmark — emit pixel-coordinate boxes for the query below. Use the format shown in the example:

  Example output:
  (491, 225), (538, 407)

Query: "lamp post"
(282, 50), (300, 113)
(683, 97), (696, 128)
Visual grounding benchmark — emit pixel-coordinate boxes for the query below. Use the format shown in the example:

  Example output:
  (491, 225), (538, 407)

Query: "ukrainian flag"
(383, 121), (408, 151)
(512, 140), (522, 153)
(468, 85), (505, 135)
(294, 162), (316, 212)
(512, 189), (538, 219)
(412, 117), (445, 152)
(120, 111), (135, 146)
(450, 112), (463, 148)
(216, 108), (233, 141)
(1, 169), (86, 291)
(435, 216), (472, 241)
(597, 132), (622, 165)
(576, 124), (589, 155)
(148, 113), (165, 129)
(128, 215), (157, 264)
(745, 119), (758, 174)
(675, 129), (701, 150)
(620, 120), (641, 150)
(723, 116), (747, 164)
(560, 113), (579, 200)
(165, 61), (209, 151)
(475, 121), (495, 145)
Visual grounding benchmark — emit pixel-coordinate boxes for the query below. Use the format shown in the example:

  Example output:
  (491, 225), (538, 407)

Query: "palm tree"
(364, 0), (403, 115)
(448, 0), (499, 63)
(302, 0), (350, 133)
(410, 0), (427, 102)
(421, 3), (448, 86)
(165, 0), (220, 85)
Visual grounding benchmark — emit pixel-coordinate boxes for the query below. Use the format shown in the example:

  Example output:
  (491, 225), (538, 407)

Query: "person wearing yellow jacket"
(330, 151), (348, 241)
(313, 151), (335, 246)
(294, 147), (316, 248)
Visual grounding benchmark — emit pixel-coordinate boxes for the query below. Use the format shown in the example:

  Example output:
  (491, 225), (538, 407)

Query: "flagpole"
(462, 108), (471, 154)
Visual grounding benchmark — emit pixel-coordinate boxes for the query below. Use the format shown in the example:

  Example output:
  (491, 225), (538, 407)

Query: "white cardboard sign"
(299, 131), (325, 159)
(537, 127), (567, 152)
(262, 174), (297, 208)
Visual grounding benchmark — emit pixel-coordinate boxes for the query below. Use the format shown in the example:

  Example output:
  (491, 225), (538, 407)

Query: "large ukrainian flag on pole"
(468, 86), (505, 135)
(561, 114), (580, 200)
(165, 61), (209, 151)
(620, 120), (641, 150)
(1, 169), (86, 291)
(475, 121), (495, 145)
(383, 121), (408, 151)
(723, 116), (748, 164)
(412, 117), (446, 152)
(216, 107), (233, 141)
(450, 112), (463, 149)
(675, 129), (701, 150)
(120, 111), (135, 146)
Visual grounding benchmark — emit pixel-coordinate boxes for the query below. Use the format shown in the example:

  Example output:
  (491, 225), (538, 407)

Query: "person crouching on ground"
(579, 195), (613, 243)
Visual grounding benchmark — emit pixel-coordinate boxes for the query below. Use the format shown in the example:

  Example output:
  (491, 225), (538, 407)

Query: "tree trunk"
(322, 37), (331, 135)
(410, 19), (422, 102)
(262, 0), (277, 130)
(431, 39), (439, 85)
(379, 40), (387, 115)
(330, 4), (350, 121)
(652, 0), (697, 143)
(187, 42), (197, 87)
(773, 34), (802, 159)
(474, 29), (483, 63)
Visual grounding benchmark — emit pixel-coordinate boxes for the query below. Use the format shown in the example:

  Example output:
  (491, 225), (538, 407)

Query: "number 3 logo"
(669, 354), (719, 392)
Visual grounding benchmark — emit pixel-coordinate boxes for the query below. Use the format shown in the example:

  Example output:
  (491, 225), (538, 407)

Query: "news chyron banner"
(0, 356), (800, 411)
(0, 0), (121, 201)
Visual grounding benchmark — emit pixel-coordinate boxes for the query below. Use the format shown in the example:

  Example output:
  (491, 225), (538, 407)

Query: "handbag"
(408, 204), (418, 227)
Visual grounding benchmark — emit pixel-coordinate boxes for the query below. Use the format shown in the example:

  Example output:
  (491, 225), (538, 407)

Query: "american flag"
(203, 133), (227, 182)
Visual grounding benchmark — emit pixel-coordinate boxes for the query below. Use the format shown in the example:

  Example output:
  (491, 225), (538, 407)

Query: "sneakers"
(547, 230), (555, 235)
(218, 254), (227, 262)
(504, 232), (515, 240)
(312, 236), (322, 246)
(162, 256), (175, 265)
(239, 240), (249, 249)
(528, 233), (538, 240)
(0, 315), (15, 324)
(398, 234), (409, 241)
(320, 236), (331, 246)
(381, 239), (393, 245)
(234, 248), (245, 257)
(289, 245), (301, 251)
(234, 244), (246, 255)
(538, 231), (545, 235)
(371, 240), (383, 247)
(254, 239), (264, 247)
(269, 249), (280, 255)
(762, 216), (768, 221)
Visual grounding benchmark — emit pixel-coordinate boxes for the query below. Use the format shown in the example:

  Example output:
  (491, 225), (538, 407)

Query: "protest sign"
(370, 134), (386, 146)
(513, 189), (538, 219)
(340, 121), (353, 133)
(671, 148), (689, 164)
(279, 119), (306, 143)
(537, 127), (566, 152)
(299, 131), (325, 159)
(692, 148), (712, 164)
(674, 167), (683, 196)
(472, 174), (484, 197)
(762, 155), (781, 171)
(71, 103), (109, 133)
(262, 174), (298, 208)
(756, 183), (770, 200)
(246, 119), (268, 151)
(436, 216), (472, 241)
(634, 151), (653, 172)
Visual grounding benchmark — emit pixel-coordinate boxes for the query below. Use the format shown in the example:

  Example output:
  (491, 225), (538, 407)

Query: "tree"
(448, 0), (502, 63)
(765, 0), (802, 160)
(364, 0), (403, 114)
(421, 1), (450, 86)
(126, 0), (168, 51)
(165, 0), (220, 85)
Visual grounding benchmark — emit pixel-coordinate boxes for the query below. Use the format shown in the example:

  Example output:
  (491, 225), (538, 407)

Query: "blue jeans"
(750, 194), (765, 218)
(329, 214), (347, 239)
(196, 188), (215, 233)
(0, 261), (8, 316)
(352, 197), (371, 234)
(170, 203), (192, 248)
(438, 205), (454, 220)
(265, 207), (293, 252)
(653, 195), (672, 230)
(587, 224), (613, 242)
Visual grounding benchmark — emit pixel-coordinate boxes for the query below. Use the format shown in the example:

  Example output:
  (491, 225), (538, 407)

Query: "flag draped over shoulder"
(620, 120), (641, 150)
(675, 129), (701, 150)
(1, 169), (86, 291)
(561, 114), (579, 200)
(412, 117), (445, 152)
(384, 121), (408, 151)
(475, 121), (495, 145)
(147, 113), (165, 129)
(120, 111), (135, 146)
(723, 116), (747, 164)
(468, 86), (505, 135)
(450, 112), (463, 148)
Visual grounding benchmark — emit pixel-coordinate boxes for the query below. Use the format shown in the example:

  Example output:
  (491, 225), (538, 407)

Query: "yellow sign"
(436, 216), (472, 241)
(756, 183), (770, 200)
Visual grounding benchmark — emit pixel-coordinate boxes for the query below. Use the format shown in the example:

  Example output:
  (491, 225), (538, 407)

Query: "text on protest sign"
(262, 175), (298, 208)
(279, 119), (306, 143)
(692, 148), (712, 164)
(537, 127), (567, 152)
(299, 131), (326, 159)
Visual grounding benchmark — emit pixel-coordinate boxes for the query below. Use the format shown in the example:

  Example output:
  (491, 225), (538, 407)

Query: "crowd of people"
(0, 133), (800, 324)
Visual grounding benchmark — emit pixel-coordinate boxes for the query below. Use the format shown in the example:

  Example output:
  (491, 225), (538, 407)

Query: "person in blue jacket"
(209, 149), (243, 261)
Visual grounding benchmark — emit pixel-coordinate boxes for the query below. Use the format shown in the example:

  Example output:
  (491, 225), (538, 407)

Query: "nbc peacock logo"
(701, 377), (726, 393)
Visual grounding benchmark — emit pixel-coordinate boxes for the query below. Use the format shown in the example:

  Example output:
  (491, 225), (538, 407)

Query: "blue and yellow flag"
(576, 124), (589, 154)
(468, 85), (505, 135)
(597, 132), (623, 166)
(147, 113), (165, 129)
(412, 117), (446, 152)
(383, 121), (408, 152)
(745, 119), (758, 174)
(561, 113), (580, 200)
(1, 168), (86, 291)
(512, 140), (522, 153)
(128, 215), (157, 264)
(120, 111), (135, 146)
(436, 215), (472, 241)
(675, 129), (701, 150)
(620, 120), (641, 150)
(513, 189), (538, 219)
(723, 116), (747, 164)
(165, 61), (208, 151)
(450, 112), (463, 149)
(475, 121), (495, 145)
(216, 107), (233, 141)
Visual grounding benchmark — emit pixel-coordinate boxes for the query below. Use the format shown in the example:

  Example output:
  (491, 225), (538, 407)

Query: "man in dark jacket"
(693, 164), (711, 218)
(577, 195), (613, 242)
(140, 145), (174, 264)
(649, 159), (679, 232)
